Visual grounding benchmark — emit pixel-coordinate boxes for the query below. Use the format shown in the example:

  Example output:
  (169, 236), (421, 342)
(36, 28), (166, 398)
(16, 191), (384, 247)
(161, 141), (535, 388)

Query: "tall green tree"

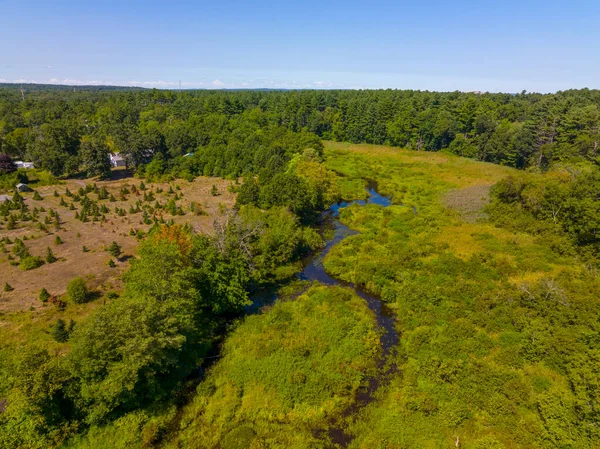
(79, 134), (112, 179)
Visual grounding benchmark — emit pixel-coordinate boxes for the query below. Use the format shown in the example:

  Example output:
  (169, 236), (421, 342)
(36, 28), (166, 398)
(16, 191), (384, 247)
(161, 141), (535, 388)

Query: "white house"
(16, 183), (31, 192)
(109, 153), (126, 168)
(14, 161), (35, 169)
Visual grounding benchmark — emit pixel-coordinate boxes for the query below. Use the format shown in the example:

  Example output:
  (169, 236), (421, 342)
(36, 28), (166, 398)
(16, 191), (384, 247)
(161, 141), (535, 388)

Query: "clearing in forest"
(0, 174), (235, 312)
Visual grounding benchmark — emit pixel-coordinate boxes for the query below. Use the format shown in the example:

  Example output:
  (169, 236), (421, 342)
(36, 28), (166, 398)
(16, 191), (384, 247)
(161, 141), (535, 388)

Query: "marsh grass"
(320, 142), (600, 448)
(167, 284), (381, 448)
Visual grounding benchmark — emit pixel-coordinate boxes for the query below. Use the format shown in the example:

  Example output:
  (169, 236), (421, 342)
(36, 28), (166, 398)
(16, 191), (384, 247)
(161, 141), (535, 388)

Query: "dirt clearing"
(0, 174), (236, 312)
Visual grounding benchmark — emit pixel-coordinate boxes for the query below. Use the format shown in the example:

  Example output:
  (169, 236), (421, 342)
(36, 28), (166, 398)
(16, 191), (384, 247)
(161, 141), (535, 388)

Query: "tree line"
(2, 86), (600, 176)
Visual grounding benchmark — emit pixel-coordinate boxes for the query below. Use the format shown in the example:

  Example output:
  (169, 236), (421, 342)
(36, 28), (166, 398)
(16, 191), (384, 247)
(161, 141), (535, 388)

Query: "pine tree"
(54, 235), (63, 245)
(98, 187), (109, 200)
(4, 282), (14, 292)
(45, 246), (57, 263)
(108, 259), (116, 268)
(210, 185), (219, 196)
(51, 319), (69, 342)
(7, 215), (16, 230)
(107, 241), (122, 258)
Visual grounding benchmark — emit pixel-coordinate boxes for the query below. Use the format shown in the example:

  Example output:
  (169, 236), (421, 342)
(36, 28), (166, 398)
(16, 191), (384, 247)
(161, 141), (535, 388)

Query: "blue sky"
(1, 0), (599, 92)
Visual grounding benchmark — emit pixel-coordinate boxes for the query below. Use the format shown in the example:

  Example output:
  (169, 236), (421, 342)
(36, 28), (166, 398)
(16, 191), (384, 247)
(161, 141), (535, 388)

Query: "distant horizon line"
(2, 81), (595, 95)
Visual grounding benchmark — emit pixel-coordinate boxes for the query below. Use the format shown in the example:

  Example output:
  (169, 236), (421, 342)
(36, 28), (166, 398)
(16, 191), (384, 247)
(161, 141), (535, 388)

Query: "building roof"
(14, 161), (35, 169)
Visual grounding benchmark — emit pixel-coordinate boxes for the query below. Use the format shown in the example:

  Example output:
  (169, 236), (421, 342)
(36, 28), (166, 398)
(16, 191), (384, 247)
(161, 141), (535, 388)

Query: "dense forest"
(1, 85), (600, 448)
(2, 86), (600, 177)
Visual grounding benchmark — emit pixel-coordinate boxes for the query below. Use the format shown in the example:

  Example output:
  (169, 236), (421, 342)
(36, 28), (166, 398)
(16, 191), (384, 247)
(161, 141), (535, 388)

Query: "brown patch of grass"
(444, 184), (492, 223)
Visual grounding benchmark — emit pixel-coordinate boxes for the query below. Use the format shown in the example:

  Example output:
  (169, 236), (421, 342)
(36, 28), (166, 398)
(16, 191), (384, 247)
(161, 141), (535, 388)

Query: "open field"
(0, 173), (236, 312)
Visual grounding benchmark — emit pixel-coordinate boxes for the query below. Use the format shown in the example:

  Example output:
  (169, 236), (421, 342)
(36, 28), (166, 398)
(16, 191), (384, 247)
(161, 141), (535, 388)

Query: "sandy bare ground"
(0, 174), (236, 312)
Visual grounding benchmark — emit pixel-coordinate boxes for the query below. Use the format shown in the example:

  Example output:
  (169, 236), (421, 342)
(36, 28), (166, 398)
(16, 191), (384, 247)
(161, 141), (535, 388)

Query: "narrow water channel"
(299, 182), (400, 447)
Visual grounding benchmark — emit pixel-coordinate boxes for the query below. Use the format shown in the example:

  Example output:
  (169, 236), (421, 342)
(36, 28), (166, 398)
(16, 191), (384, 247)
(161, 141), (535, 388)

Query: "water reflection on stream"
(299, 183), (399, 357)
(298, 182), (400, 447)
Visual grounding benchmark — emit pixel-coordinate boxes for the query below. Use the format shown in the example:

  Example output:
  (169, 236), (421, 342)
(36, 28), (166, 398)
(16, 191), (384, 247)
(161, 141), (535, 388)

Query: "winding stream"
(299, 182), (400, 446)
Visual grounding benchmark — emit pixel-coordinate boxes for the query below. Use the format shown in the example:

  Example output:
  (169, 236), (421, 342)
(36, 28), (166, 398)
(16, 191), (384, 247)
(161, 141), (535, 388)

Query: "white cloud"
(127, 80), (178, 87)
(125, 80), (208, 88)
(1, 76), (339, 90)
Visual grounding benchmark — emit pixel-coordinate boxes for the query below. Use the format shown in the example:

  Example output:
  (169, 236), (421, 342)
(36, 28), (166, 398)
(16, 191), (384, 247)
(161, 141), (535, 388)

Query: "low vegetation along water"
(299, 182), (399, 445)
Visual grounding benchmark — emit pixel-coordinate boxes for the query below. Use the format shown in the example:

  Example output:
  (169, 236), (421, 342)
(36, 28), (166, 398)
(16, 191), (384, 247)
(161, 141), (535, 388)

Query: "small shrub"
(67, 276), (89, 304)
(39, 288), (50, 302)
(19, 255), (44, 271)
(190, 201), (207, 216)
(107, 259), (116, 268)
(4, 282), (14, 292)
(54, 235), (63, 245)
